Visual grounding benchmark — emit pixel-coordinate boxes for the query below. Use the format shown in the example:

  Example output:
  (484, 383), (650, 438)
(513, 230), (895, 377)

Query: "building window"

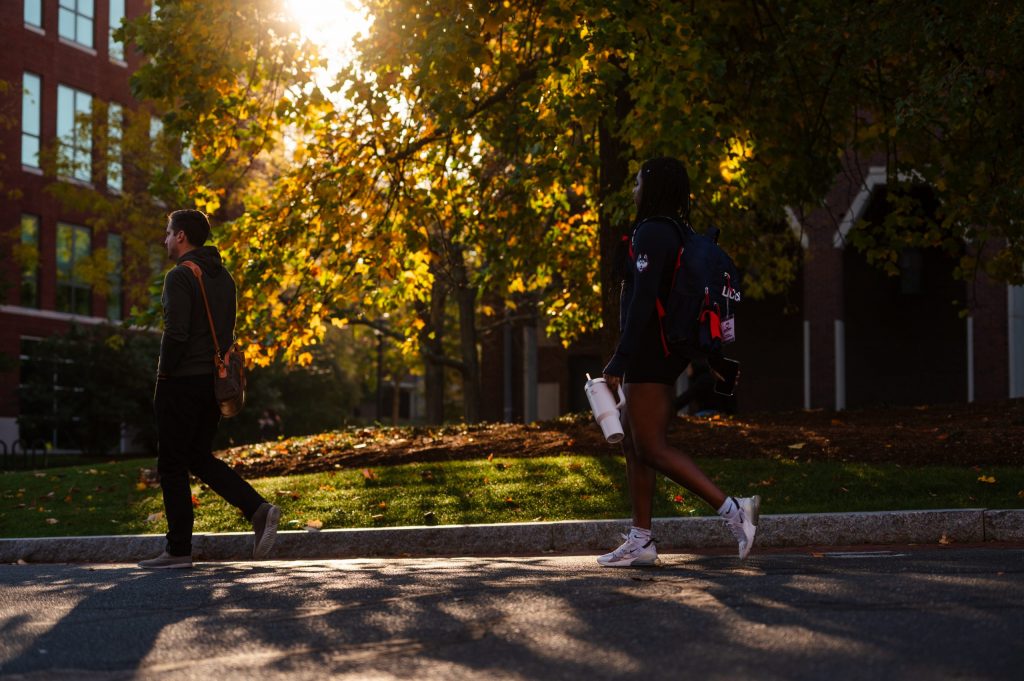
(59, 0), (94, 48)
(107, 102), (123, 192)
(56, 222), (93, 316)
(25, 0), (43, 28)
(109, 0), (125, 61)
(57, 84), (92, 182)
(107, 233), (123, 320)
(18, 337), (82, 451)
(21, 72), (41, 168)
(19, 215), (41, 308)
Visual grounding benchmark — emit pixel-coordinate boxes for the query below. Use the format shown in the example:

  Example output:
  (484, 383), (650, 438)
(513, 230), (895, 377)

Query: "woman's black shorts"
(623, 326), (689, 385)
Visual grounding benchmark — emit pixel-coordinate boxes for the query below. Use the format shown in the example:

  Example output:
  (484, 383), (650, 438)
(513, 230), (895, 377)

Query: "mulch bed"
(217, 399), (1024, 478)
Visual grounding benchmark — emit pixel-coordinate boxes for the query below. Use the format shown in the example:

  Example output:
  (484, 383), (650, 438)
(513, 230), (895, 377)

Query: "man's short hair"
(168, 209), (211, 247)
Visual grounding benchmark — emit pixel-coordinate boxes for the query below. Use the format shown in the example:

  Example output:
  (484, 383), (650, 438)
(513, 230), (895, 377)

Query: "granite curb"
(2, 509), (1022, 564)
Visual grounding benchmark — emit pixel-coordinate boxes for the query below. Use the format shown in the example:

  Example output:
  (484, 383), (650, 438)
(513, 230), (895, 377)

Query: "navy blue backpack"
(641, 216), (741, 359)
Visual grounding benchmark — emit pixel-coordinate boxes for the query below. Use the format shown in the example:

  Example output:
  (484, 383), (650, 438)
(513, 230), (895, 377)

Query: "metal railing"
(0, 439), (47, 470)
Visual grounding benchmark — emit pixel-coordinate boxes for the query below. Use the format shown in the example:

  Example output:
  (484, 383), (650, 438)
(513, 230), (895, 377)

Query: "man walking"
(139, 209), (280, 569)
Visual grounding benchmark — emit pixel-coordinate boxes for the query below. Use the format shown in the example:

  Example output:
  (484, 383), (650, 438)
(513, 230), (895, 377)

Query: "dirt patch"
(217, 399), (1024, 478)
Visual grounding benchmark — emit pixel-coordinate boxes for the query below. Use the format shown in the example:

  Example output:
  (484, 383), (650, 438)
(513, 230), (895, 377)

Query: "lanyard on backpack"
(721, 273), (736, 344)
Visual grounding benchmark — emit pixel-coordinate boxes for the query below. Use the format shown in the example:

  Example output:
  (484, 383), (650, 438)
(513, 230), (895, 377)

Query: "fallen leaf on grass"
(1018, 490), (1024, 499)
(361, 468), (377, 481)
(787, 443), (806, 450)
(45, 518), (58, 525)
(673, 495), (685, 503)
(146, 512), (164, 523)
(135, 482), (147, 492)
(977, 475), (997, 484)
(275, 490), (301, 500)
(378, 501), (387, 509)
(305, 519), (323, 531)
(938, 534), (952, 545)
(487, 453), (494, 461)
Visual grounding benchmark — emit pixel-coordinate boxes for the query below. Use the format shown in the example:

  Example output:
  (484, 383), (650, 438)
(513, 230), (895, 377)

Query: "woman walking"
(599, 156), (759, 567)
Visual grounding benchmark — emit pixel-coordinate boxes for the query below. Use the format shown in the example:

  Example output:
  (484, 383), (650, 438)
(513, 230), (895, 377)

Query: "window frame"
(107, 102), (123, 192)
(21, 72), (42, 169)
(57, 83), (93, 183)
(108, 0), (126, 62)
(106, 233), (124, 321)
(24, 0), (43, 29)
(19, 214), (42, 309)
(56, 222), (93, 316)
(58, 0), (95, 49)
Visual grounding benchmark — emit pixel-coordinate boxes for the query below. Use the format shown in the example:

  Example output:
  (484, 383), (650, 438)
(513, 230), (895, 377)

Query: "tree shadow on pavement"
(0, 549), (1021, 679)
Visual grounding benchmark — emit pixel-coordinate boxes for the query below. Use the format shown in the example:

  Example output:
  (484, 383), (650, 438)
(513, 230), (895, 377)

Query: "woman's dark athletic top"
(603, 218), (688, 385)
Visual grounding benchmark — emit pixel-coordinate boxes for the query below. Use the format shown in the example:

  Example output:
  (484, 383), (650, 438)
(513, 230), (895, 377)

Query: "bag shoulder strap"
(180, 260), (225, 369)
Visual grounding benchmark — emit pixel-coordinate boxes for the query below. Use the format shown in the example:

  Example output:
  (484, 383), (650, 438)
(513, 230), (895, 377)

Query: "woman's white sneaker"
(597, 534), (660, 567)
(724, 495), (761, 560)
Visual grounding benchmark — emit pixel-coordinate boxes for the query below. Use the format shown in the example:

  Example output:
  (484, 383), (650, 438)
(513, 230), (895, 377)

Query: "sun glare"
(285, 0), (372, 66)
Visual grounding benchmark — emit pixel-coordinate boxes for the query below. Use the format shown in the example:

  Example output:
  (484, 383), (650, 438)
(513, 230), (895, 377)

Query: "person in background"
(139, 209), (280, 569)
(599, 157), (759, 568)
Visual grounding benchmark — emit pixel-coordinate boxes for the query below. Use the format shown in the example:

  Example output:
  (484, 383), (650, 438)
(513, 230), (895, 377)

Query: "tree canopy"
(27, 0), (1023, 421)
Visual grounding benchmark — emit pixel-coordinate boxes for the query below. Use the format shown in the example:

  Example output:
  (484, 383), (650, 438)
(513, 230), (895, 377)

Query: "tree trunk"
(417, 274), (448, 424)
(391, 376), (401, 425)
(452, 249), (482, 423)
(598, 73), (634, 351)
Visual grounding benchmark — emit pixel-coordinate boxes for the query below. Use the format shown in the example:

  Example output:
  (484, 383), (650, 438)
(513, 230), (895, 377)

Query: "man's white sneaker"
(597, 534), (659, 567)
(724, 495), (761, 560)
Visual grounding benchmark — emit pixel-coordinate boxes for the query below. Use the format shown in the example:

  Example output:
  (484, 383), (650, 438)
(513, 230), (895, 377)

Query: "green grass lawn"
(1, 455), (1022, 538)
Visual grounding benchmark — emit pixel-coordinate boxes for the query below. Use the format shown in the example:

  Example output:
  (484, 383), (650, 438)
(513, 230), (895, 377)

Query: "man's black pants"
(154, 374), (265, 556)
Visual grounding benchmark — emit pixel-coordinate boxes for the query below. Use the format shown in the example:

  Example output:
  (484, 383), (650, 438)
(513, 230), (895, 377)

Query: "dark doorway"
(843, 186), (967, 407)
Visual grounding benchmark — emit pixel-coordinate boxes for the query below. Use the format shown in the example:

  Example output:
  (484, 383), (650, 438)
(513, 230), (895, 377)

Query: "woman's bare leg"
(626, 382), (727, 510)
(620, 412), (656, 529)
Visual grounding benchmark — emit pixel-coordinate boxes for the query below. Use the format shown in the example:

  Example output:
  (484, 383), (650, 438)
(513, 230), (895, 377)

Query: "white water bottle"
(584, 373), (626, 444)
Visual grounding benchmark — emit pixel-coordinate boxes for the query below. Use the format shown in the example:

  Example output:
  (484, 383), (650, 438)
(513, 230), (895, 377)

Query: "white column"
(834, 319), (846, 410)
(1009, 285), (1024, 398)
(966, 316), (975, 403)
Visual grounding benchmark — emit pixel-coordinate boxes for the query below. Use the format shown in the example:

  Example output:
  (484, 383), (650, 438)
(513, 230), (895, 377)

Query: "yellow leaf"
(305, 519), (323, 531)
(938, 534), (952, 545)
(297, 352), (313, 367)
(977, 475), (997, 484)
(787, 443), (806, 450)
(135, 482), (147, 491)
(330, 317), (348, 328)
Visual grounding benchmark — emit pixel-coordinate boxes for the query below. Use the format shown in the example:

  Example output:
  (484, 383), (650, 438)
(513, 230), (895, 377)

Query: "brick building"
(1, 0), (149, 451)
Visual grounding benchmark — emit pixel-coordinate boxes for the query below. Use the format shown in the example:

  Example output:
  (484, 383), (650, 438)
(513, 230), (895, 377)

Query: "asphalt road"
(0, 547), (1021, 680)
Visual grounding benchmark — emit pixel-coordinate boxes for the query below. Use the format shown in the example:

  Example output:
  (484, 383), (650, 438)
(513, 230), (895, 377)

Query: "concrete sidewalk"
(2, 508), (1023, 563)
